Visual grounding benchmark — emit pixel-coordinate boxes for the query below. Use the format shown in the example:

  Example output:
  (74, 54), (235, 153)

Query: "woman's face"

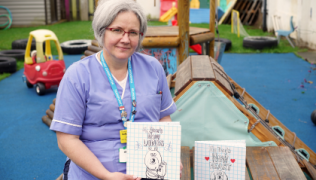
(103, 11), (141, 62)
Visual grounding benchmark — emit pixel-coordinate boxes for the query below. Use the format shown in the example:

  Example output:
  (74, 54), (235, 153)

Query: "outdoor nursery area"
(1, 0), (316, 179)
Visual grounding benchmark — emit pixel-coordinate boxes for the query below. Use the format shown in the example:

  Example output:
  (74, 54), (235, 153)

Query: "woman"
(50, 0), (181, 179)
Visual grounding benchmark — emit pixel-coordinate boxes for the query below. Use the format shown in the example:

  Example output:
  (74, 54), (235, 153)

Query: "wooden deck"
(180, 146), (309, 180)
(143, 26), (214, 47)
(146, 26), (211, 37)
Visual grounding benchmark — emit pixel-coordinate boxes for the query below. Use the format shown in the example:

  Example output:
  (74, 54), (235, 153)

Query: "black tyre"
(0, 49), (25, 60)
(61, 39), (91, 55)
(35, 83), (46, 96)
(26, 79), (33, 88)
(215, 38), (232, 51)
(243, 36), (278, 50)
(311, 110), (316, 125)
(11, 38), (45, 51)
(12, 39), (35, 50)
(0, 57), (16, 73)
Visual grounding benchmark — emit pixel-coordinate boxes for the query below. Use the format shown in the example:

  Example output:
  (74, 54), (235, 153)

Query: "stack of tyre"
(60, 39), (91, 54)
(42, 98), (56, 127)
(0, 39), (31, 74)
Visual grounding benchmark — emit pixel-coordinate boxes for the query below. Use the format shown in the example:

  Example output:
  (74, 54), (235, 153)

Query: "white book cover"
(195, 140), (246, 180)
(127, 122), (181, 180)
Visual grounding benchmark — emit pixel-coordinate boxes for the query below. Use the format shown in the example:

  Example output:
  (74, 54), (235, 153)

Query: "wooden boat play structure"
(166, 55), (316, 179)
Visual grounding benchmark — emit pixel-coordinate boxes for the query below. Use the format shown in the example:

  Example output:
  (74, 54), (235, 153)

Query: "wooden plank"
(210, 56), (224, 71)
(191, 147), (195, 176)
(166, 74), (172, 88)
(209, 0), (216, 58)
(79, 0), (88, 21)
(56, 173), (63, 180)
(213, 82), (283, 146)
(81, 55), (87, 59)
(219, 0), (237, 24)
(178, 0), (190, 64)
(240, 0), (253, 22)
(171, 80), (175, 88)
(49, 104), (55, 112)
(302, 159), (316, 180)
(243, 0), (259, 25)
(142, 37), (179, 47)
(191, 55), (215, 81)
(46, 109), (54, 119)
(246, 147), (280, 180)
(42, 115), (52, 127)
(248, 1), (262, 25)
(239, 0), (250, 21)
(181, 146), (191, 180)
(91, 39), (99, 47)
(84, 50), (95, 56)
(211, 62), (224, 72)
(267, 147), (306, 180)
(174, 82), (195, 103)
(246, 167), (251, 180)
(231, 80), (316, 166)
(214, 69), (233, 96)
(174, 56), (192, 96)
(146, 26), (211, 37)
(88, 45), (102, 53)
(189, 32), (214, 45)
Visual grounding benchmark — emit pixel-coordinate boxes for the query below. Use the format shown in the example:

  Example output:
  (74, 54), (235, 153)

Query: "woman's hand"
(104, 172), (141, 180)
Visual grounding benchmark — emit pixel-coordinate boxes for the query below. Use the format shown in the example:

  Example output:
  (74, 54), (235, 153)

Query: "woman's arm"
(56, 132), (140, 180)
(159, 115), (172, 122)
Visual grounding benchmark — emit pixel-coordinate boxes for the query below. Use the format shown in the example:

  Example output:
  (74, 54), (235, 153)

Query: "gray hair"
(92, 0), (147, 51)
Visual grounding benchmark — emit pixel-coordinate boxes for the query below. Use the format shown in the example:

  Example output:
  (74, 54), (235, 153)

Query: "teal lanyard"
(100, 51), (136, 129)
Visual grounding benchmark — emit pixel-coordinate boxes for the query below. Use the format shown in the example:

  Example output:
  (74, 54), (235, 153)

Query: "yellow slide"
(159, 6), (178, 22)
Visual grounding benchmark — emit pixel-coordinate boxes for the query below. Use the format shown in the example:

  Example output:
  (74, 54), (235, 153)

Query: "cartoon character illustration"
(210, 170), (228, 180)
(144, 146), (167, 179)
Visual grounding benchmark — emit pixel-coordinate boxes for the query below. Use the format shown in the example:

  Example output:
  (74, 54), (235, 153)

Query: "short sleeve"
(49, 63), (87, 136)
(157, 64), (177, 119)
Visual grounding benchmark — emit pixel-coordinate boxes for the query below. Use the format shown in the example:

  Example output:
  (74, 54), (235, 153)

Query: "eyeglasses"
(105, 27), (143, 37)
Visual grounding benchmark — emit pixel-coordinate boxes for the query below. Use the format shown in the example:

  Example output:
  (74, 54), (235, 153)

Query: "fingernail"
(133, 175), (138, 179)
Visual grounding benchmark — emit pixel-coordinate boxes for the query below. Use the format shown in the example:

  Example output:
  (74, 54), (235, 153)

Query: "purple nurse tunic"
(50, 52), (177, 179)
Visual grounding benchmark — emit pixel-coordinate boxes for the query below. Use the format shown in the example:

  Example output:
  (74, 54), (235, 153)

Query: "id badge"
(119, 146), (127, 163)
(120, 130), (127, 143)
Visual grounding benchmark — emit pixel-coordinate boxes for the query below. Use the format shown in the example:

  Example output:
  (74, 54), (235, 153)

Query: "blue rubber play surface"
(0, 53), (315, 179)
(221, 53), (316, 151)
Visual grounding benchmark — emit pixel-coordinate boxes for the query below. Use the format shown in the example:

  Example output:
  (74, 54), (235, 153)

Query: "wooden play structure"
(165, 55), (316, 179)
(83, 0), (216, 72)
(221, 0), (263, 26)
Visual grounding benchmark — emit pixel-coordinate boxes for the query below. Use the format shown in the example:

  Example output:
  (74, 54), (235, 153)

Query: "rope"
(0, 6), (12, 30)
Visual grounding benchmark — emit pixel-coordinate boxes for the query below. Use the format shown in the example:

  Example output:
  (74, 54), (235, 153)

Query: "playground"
(1, 0), (316, 179)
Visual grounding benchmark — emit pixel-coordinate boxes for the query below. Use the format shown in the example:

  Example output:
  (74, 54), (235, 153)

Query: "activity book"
(127, 122), (181, 180)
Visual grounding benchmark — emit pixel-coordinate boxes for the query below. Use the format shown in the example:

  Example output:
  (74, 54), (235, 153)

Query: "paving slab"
(298, 51), (316, 64)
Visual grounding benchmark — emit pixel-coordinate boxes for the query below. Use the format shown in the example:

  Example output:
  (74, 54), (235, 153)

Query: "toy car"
(23, 29), (66, 95)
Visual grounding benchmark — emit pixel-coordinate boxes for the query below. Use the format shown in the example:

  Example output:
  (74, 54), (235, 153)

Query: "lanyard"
(100, 51), (136, 129)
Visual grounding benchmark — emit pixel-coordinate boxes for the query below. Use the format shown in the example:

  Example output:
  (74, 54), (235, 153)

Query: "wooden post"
(71, 0), (77, 20)
(80, 0), (89, 21)
(209, 0), (216, 59)
(177, 0), (190, 64)
(95, 0), (99, 9)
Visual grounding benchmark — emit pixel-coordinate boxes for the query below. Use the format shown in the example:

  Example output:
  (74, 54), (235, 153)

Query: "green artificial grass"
(0, 20), (307, 81)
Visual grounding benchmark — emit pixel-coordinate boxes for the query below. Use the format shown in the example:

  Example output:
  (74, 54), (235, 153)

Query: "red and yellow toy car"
(23, 29), (66, 95)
